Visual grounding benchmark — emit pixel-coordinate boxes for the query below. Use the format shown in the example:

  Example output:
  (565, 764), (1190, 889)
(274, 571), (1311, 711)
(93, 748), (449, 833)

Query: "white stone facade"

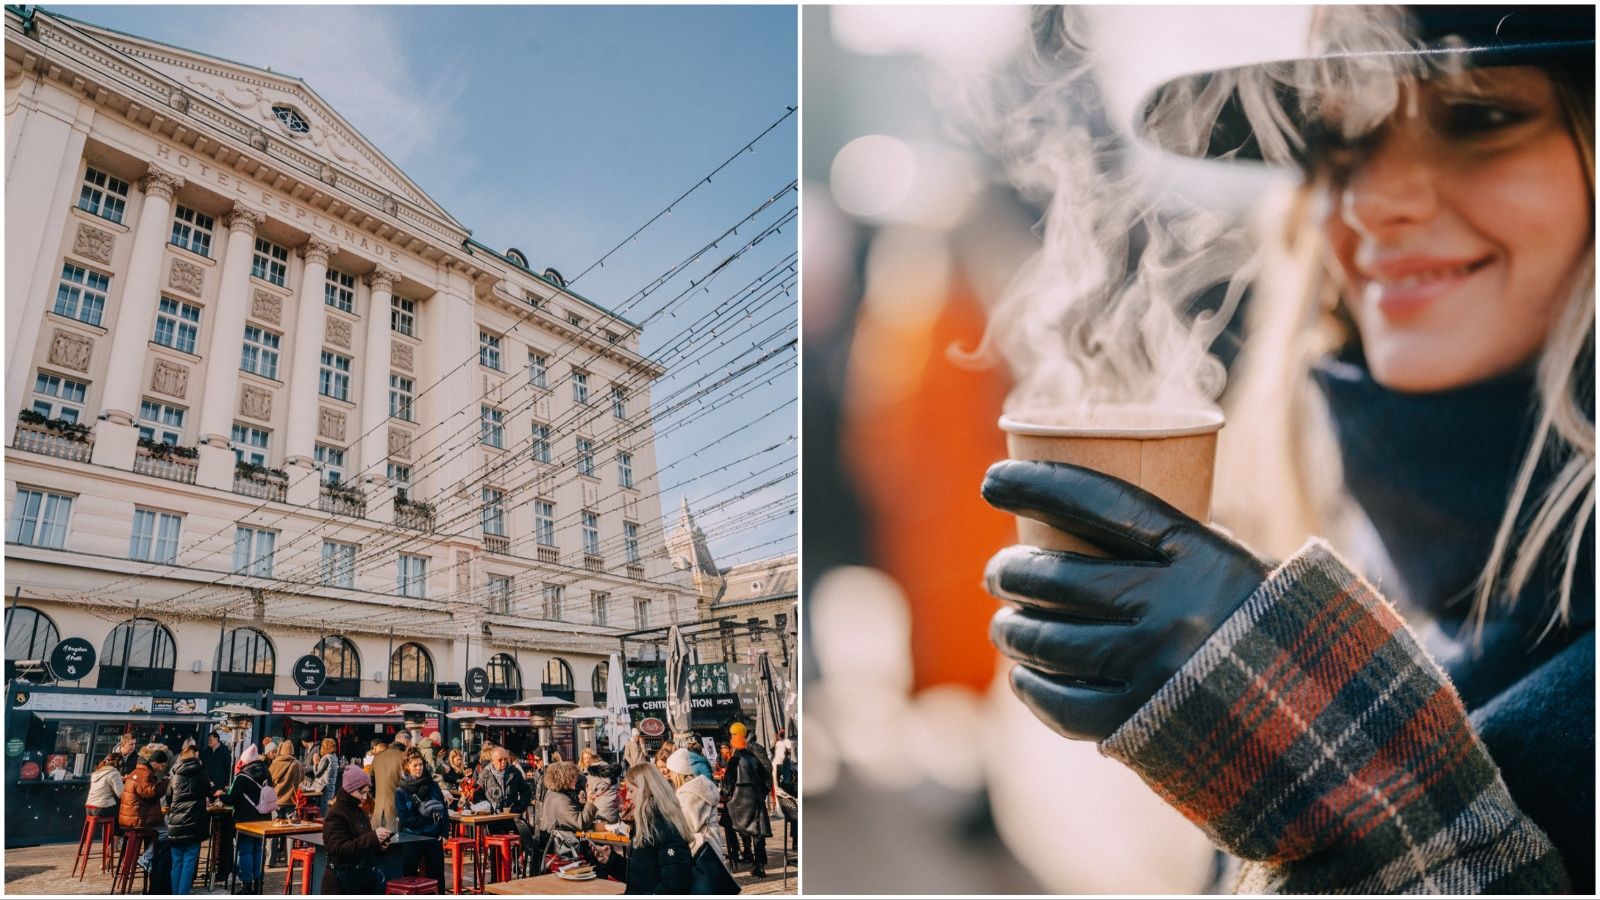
(3, 8), (698, 702)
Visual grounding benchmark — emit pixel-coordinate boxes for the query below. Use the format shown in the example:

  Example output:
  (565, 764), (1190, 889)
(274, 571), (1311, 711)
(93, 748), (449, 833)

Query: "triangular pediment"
(68, 19), (460, 228)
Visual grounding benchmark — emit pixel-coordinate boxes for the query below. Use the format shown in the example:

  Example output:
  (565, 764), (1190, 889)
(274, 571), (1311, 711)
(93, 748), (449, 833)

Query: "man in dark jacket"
(199, 732), (231, 794)
(165, 747), (211, 894)
(226, 746), (274, 893)
(727, 734), (772, 877)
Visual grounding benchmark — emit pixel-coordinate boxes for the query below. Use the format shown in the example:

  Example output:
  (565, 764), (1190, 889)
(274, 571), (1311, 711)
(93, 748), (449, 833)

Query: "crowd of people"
(84, 720), (797, 894)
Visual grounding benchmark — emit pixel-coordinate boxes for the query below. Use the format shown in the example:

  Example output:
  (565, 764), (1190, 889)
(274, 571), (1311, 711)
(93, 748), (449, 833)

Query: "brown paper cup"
(998, 405), (1224, 556)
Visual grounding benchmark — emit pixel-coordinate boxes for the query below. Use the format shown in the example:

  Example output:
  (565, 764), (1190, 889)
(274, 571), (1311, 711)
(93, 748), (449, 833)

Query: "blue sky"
(63, 4), (799, 567)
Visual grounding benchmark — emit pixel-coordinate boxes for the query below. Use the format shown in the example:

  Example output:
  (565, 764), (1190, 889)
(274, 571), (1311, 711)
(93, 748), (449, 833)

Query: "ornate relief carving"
(167, 259), (204, 296)
(224, 206), (266, 234)
(48, 330), (93, 372)
(455, 550), (472, 597)
(239, 385), (272, 420)
(250, 289), (281, 325)
(388, 427), (413, 460)
(366, 267), (401, 292)
(167, 89), (189, 113)
(319, 163), (337, 185)
(72, 223), (115, 264)
(150, 360), (189, 399)
(324, 317), (351, 349)
(391, 342), (414, 372)
(139, 168), (184, 201)
(249, 129), (268, 152)
(318, 408), (346, 442)
(300, 237), (336, 266)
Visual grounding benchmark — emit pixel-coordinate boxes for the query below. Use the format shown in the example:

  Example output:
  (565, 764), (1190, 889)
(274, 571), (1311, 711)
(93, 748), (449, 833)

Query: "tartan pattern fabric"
(1102, 539), (1570, 894)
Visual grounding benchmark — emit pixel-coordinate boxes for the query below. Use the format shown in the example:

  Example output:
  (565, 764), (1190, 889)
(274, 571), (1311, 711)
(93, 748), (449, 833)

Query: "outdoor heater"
(445, 710), (483, 762)
(392, 702), (437, 744)
(508, 696), (575, 763)
(211, 703), (266, 765)
(560, 706), (610, 756)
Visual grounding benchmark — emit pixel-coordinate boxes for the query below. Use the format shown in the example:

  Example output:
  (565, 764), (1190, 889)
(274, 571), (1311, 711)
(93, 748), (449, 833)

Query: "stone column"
(359, 267), (401, 520)
(282, 238), (336, 475)
(418, 279), (478, 504)
(194, 206), (266, 490)
(89, 167), (185, 469)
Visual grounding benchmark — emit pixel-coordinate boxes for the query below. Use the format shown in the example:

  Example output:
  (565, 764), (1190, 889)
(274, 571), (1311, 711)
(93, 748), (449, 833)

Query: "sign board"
(12, 691), (208, 716)
(47, 637), (96, 682)
(449, 705), (528, 721)
(291, 655), (327, 692)
(624, 662), (734, 698)
(6, 738), (22, 757)
(638, 717), (666, 738)
(464, 668), (489, 699)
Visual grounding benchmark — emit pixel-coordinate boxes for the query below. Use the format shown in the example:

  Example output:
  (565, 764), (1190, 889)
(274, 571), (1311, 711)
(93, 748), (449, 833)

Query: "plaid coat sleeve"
(1100, 539), (1570, 894)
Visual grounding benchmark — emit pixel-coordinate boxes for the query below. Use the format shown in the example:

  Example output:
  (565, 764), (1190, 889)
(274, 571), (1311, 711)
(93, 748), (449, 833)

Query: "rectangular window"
(231, 423), (270, 466)
(572, 370), (589, 405)
(605, 330), (620, 345)
(232, 526), (276, 577)
(479, 331), (502, 370)
(480, 405), (504, 448)
(482, 487), (506, 537)
(534, 500), (556, 546)
(387, 463), (412, 500)
(541, 583), (563, 620)
(527, 351), (548, 389)
(634, 596), (651, 628)
(624, 521), (640, 563)
(77, 167), (128, 223)
(531, 422), (551, 463)
(618, 451), (634, 489)
(251, 238), (288, 286)
(389, 374), (414, 421)
(32, 372), (87, 423)
(53, 263), (109, 327)
(590, 590), (609, 626)
(581, 510), (600, 555)
(152, 296), (201, 355)
(488, 575), (513, 614)
(129, 508), (182, 564)
(169, 205), (214, 257)
(576, 438), (595, 477)
(319, 351), (351, 401)
(8, 488), (72, 549)
(610, 385), (627, 419)
(240, 325), (281, 379)
(568, 312), (585, 328)
(137, 399), (185, 445)
(391, 296), (415, 337)
(398, 554), (428, 598)
(314, 444), (345, 484)
(321, 541), (356, 588)
(325, 268), (355, 313)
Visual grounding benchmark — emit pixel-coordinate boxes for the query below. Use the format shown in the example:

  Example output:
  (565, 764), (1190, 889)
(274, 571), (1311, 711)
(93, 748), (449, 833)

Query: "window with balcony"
(169, 205), (213, 257)
(231, 424), (270, 466)
(387, 463), (411, 499)
(137, 399), (186, 445)
(153, 297), (201, 355)
(241, 325), (281, 379)
(482, 487), (506, 537)
(531, 422), (551, 463)
(572, 369), (589, 405)
(618, 451), (634, 489)
(480, 405), (504, 448)
(232, 526), (277, 576)
(479, 331), (502, 371)
(389, 374), (414, 421)
(54, 263), (109, 327)
(534, 500), (556, 546)
(321, 541), (356, 588)
(129, 508), (181, 564)
(528, 351), (548, 389)
(325, 268), (355, 313)
(78, 167), (128, 224)
(252, 238), (288, 287)
(581, 510), (600, 555)
(319, 351), (351, 401)
(8, 488), (72, 549)
(314, 444), (345, 484)
(541, 583), (563, 619)
(398, 554), (428, 598)
(32, 372), (87, 423)
(391, 295), (415, 337)
(624, 521), (640, 564)
(576, 438), (595, 477)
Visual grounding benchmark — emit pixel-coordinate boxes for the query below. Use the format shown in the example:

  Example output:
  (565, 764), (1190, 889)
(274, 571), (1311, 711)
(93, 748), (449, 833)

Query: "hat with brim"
(1135, 6), (1595, 165)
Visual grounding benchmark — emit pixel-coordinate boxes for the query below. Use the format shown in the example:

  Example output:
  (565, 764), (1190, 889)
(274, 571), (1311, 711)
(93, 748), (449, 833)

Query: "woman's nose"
(1338, 125), (1439, 240)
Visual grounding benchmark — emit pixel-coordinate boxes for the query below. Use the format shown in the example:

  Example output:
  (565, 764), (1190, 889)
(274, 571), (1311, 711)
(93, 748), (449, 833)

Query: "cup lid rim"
(999, 405), (1224, 439)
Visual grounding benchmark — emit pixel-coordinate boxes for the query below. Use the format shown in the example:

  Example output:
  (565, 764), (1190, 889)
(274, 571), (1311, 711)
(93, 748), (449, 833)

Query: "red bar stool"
(281, 844), (316, 895)
(482, 833), (521, 883)
(442, 836), (476, 894)
(73, 811), (116, 880)
(110, 828), (156, 895)
(386, 875), (441, 894)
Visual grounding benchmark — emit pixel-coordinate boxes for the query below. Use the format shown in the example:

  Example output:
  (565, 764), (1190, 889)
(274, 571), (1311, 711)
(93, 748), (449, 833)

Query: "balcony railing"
(584, 554), (605, 572)
(536, 545), (559, 563)
(12, 420), (93, 463)
(234, 471), (286, 502)
(395, 501), (435, 532)
(483, 534), (509, 555)
(319, 485), (367, 518)
(627, 564), (645, 579)
(134, 445), (197, 484)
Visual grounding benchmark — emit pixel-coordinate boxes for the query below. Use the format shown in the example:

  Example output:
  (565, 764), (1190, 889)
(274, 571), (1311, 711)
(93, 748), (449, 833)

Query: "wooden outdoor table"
(296, 830), (434, 894)
(484, 873), (625, 895)
(576, 830), (630, 846)
(234, 821), (323, 894)
(450, 812), (519, 888)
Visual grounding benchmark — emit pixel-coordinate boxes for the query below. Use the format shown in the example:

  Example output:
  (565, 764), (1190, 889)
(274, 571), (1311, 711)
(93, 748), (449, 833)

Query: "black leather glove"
(981, 459), (1270, 742)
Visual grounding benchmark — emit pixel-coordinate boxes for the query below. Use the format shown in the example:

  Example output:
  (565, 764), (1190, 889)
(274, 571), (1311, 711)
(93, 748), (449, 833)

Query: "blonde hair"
(624, 763), (693, 848)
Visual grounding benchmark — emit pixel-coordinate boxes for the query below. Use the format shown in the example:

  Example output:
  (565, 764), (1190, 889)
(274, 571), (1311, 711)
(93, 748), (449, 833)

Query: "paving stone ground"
(4, 836), (797, 895)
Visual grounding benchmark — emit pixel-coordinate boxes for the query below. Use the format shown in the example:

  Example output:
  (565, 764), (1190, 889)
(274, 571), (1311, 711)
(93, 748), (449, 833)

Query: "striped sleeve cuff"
(1100, 539), (1569, 894)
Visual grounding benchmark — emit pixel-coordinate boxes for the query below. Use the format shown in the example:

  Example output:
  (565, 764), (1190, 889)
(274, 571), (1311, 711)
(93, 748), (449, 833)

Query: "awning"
(279, 714), (416, 724)
(33, 711), (212, 724)
(476, 719), (534, 728)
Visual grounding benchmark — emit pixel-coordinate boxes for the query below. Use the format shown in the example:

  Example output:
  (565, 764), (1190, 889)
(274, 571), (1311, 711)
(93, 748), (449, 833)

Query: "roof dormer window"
(272, 105), (310, 134)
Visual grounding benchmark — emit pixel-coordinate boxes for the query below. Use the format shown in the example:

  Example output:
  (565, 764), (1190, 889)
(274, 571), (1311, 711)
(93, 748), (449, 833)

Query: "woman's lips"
(1361, 255), (1495, 319)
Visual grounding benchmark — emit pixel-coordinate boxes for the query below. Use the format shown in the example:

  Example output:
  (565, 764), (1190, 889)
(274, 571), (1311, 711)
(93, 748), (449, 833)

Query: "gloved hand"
(420, 798), (445, 818)
(981, 459), (1270, 742)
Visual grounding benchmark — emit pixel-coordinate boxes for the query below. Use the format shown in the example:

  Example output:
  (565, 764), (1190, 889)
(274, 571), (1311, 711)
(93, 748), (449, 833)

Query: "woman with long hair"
(621, 763), (695, 894)
(309, 737), (339, 816)
(983, 6), (1593, 894)
(85, 752), (124, 820)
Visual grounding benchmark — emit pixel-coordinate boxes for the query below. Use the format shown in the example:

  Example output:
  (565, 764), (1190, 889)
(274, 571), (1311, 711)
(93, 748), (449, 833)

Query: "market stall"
(263, 698), (443, 763)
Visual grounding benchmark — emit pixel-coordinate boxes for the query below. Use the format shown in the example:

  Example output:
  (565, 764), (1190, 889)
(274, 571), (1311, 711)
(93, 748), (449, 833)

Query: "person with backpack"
(394, 750), (448, 883)
(226, 744), (277, 893)
(307, 738), (340, 816)
(165, 745), (211, 894)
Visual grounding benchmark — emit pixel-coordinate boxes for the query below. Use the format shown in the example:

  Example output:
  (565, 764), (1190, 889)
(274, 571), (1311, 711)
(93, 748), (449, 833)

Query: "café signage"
(464, 667), (489, 699)
(291, 655), (327, 692)
(47, 637), (96, 682)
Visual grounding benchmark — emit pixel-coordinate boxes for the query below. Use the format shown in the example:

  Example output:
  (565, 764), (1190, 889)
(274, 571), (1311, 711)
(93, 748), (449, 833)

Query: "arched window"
(98, 618), (176, 690)
(389, 642), (434, 699)
(591, 661), (608, 703)
(312, 635), (361, 697)
(485, 653), (521, 702)
(542, 657), (574, 701)
(215, 627), (274, 693)
(5, 606), (60, 683)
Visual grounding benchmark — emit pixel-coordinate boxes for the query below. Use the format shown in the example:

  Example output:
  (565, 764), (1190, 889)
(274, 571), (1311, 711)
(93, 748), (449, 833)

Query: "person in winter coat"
(579, 763), (620, 830)
(537, 761), (582, 858)
(479, 746), (535, 856)
(322, 767), (393, 895)
(394, 750), (447, 881)
(226, 745), (275, 892)
(308, 737), (341, 816)
(199, 733), (231, 795)
(164, 747), (211, 895)
(726, 734), (771, 877)
(715, 744), (742, 868)
(118, 747), (170, 873)
(86, 753), (125, 818)
(265, 741), (303, 867)
(621, 763), (695, 895)
(369, 731), (408, 829)
(116, 734), (139, 777)
(622, 730), (648, 769)
(665, 748), (726, 864)
(682, 738), (716, 780)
